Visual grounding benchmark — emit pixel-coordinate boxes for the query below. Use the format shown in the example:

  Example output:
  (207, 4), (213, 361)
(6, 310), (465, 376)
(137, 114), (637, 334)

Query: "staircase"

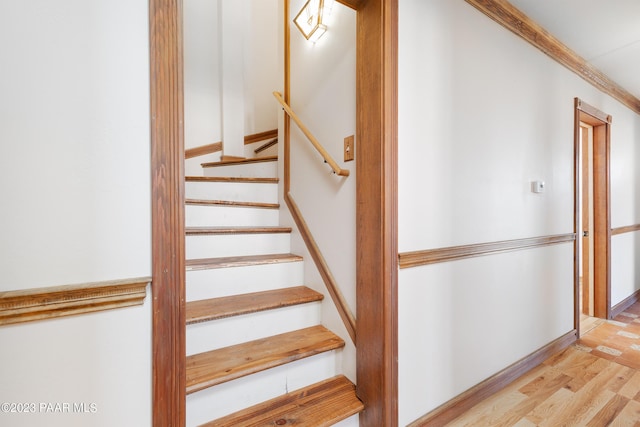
(184, 143), (362, 426)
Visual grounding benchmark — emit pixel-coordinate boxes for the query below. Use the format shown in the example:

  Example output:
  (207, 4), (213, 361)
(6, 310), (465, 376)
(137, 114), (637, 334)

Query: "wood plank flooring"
(446, 302), (640, 426)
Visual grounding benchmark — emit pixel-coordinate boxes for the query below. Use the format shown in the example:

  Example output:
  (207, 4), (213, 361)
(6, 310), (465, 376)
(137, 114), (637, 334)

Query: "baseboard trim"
(611, 289), (640, 318)
(408, 330), (577, 426)
(0, 277), (151, 326)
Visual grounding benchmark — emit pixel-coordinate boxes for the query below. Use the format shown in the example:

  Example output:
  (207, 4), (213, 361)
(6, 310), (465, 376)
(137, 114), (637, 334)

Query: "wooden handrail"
(273, 91), (350, 177)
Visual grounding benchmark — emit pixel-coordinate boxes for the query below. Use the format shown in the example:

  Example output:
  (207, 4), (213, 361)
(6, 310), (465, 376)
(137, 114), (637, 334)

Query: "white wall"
(184, 0), (279, 174)
(0, 1), (152, 425)
(0, 295), (151, 427)
(397, 0), (640, 424)
(244, 0), (280, 135)
(610, 109), (640, 305)
(283, 0), (357, 381)
(184, 0), (222, 151)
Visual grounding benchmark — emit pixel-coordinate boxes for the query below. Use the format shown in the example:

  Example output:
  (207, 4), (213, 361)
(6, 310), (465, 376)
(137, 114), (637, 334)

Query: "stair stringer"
(277, 203), (358, 388)
(274, 159), (358, 427)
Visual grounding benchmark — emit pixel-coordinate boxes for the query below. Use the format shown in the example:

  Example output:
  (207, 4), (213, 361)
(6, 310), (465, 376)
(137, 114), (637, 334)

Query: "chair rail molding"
(612, 224), (640, 236)
(399, 233), (576, 269)
(0, 277), (151, 326)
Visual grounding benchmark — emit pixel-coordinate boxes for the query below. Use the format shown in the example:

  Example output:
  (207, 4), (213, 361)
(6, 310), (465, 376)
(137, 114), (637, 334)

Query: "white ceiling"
(508, 0), (640, 100)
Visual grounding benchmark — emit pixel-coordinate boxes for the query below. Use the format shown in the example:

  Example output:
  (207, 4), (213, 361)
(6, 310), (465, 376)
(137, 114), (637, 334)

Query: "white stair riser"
(186, 352), (341, 427)
(203, 160), (277, 178)
(185, 181), (278, 203)
(186, 261), (304, 302)
(186, 233), (290, 259)
(185, 152), (221, 176)
(185, 204), (279, 227)
(186, 302), (322, 356)
(334, 414), (360, 427)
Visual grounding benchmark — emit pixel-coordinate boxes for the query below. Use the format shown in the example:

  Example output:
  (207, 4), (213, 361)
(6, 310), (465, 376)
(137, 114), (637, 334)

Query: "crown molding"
(465, 0), (640, 115)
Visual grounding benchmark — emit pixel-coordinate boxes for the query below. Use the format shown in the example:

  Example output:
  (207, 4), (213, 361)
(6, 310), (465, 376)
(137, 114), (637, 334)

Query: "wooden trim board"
(185, 142), (222, 159)
(202, 156), (277, 168)
(0, 277), (150, 326)
(244, 129), (278, 145)
(612, 224), (640, 236)
(185, 176), (278, 183)
(284, 0), (291, 194)
(336, 0), (360, 11)
(285, 193), (356, 344)
(575, 98), (611, 321)
(150, 0), (186, 425)
(611, 289), (640, 319)
(355, 0), (399, 425)
(283, 0), (399, 423)
(576, 98), (612, 125)
(184, 130), (278, 159)
(399, 233), (575, 269)
(254, 138), (278, 154)
(408, 330), (577, 426)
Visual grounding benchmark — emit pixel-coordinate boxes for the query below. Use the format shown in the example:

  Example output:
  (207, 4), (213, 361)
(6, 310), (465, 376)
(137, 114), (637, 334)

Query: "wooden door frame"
(354, 0), (399, 425)
(579, 122), (593, 317)
(574, 98), (611, 335)
(149, 0), (399, 424)
(285, 0), (399, 424)
(150, 0), (186, 425)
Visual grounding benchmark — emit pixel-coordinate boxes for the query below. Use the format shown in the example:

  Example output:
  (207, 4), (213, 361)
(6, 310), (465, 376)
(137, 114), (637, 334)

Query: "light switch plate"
(344, 135), (354, 162)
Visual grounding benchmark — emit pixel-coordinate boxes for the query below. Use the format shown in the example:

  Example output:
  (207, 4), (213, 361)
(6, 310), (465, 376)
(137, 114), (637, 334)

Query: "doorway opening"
(150, 0), (398, 424)
(578, 122), (598, 333)
(574, 98), (612, 337)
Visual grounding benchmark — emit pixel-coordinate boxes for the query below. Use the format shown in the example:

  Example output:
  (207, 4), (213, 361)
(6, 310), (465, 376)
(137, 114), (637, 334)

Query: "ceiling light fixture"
(294, 0), (328, 43)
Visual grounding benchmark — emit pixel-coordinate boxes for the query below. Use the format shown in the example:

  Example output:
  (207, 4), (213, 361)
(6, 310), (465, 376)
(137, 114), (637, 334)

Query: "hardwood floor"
(446, 302), (640, 426)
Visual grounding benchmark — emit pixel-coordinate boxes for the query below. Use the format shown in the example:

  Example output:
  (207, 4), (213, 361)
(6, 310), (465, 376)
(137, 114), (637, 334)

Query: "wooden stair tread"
(201, 375), (363, 427)
(185, 176), (279, 183)
(185, 199), (279, 209)
(186, 253), (303, 271)
(220, 155), (246, 162)
(186, 286), (323, 324)
(185, 226), (292, 236)
(202, 155), (278, 168)
(186, 325), (345, 394)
